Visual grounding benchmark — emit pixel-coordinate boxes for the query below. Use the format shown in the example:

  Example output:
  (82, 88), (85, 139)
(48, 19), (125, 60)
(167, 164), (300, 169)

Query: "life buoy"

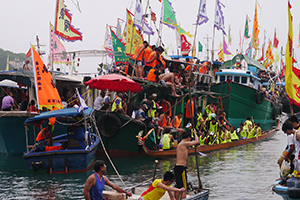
(96, 113), (121, 138)
(255, 91), (265, 104)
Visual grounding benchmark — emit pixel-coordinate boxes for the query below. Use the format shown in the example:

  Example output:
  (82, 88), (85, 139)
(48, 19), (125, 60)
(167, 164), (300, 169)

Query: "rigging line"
(91, 113), (127, 188)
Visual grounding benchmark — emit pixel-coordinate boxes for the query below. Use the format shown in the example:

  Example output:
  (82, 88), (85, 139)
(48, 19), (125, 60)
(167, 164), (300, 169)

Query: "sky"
(1, 0), (300, 73)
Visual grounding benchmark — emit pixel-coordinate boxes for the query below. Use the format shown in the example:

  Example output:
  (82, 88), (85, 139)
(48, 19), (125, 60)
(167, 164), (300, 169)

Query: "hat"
(151, 93), (157, 98)
(210, 113), (216, 118)
(142, 104), (148, 109)
(186, 123), (192, 128)
(209, 132), (214, 136)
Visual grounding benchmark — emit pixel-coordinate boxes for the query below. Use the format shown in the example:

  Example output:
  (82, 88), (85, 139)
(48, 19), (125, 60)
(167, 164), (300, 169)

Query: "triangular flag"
(214, 0), (226, 35)
(54, 0), (83, 42)
(223, 35), (232, 55)
(195, 0), (209, 26)
(133, 0), (154, 35)
(198, 41), (203, 52)
(161, 0), (178, 29)
(273, 28), (279, 48)
(5, 55), (9, 71)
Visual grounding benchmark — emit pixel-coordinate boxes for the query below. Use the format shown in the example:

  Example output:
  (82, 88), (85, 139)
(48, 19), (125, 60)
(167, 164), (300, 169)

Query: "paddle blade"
(198, 151), (207, 157)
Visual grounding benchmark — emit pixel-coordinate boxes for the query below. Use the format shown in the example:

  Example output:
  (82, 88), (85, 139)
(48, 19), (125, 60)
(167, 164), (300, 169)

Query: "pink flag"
(50, 23), (71, 64)
(223, 35), (232, 55)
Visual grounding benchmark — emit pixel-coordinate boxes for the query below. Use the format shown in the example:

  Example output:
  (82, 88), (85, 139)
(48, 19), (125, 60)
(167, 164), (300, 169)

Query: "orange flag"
(266, 41), (275, 62)
(31, 44), (63, 110)
(285, 1), (300, 107)
(252, 4), (260, 50)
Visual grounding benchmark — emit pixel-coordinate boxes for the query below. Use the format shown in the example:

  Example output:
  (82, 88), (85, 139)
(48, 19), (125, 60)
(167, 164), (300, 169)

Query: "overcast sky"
(0, 0), (299, 73)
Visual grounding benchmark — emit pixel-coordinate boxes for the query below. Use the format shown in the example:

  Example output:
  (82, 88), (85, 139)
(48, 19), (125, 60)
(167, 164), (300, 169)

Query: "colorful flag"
(54, 0), (83, 42)
(50, 23), (71, 64)
(177, 26), (193, 38)
(161, 0), (178, 29)
(228, 25), (232, 45)
(5, 55), (9, 71)
(223, 35), (232, 55)
(125, 10), (134, 56)
(244, 15), (250, 39)
(198, 41), (203, 52)
(30, 44), (63, 110)
(180, 34), (191, 54)
(26, 48), (31, 58)
(195, 0), (209, 26)
(245, 42), (252, 57)
(116, 20), (123, 40)
(77, 89), (88, 113)
(133, 0), (154, 35)
(273, 28), (279, 48)
(151, 11), (157, 21)
(252, 3), (260, 50)
(104, 24), (114, 59)
(110, 28), (128, 63)
(276, 51), (279, 62)
(280, 59), (286, 78)
(266, 41), (275, 62)
(285, 2), (300, 107)
(218, 43), (224, 62)
(214, 0), (226, 35)
(257, 30), (266, 61)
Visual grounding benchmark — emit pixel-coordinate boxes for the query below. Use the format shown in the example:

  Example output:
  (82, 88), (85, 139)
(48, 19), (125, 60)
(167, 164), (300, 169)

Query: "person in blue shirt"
(83, 160), (131, 200)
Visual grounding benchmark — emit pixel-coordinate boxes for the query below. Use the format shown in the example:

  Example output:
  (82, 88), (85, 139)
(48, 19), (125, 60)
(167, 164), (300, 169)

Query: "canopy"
(24, 107), (93, 125)
(84, 74), (143, 93)
(220, 54), (265, 71)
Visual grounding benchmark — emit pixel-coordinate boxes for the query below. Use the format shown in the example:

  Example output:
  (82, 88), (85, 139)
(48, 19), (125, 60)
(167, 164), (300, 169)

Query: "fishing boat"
(208, 54), (281, 129)
(272, 180), (300, 200)
(143, 125), (278, 158)
(23, 107), (100, 173)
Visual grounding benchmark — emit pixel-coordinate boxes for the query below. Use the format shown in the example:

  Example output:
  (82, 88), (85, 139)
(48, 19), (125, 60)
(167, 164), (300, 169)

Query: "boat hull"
(23, 134), (99, 173)
(0, 111), (38, 155)
(94, 111), (150, 157)
(209, 82), (279, 131)
(273, 180), (300, 200)
(143, 128), (277, 158)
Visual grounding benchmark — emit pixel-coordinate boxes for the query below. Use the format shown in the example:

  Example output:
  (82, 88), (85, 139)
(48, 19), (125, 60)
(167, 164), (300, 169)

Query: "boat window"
(234, 76), (240, 83)
(227, 76), (232, 81)
(220, 75), (225, 82)
(241, 76), (247, 84)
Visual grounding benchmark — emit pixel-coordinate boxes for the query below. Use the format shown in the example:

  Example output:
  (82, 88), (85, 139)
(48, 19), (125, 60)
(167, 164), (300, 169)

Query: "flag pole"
(211, 0), (217, 63)
(191, 2), (201, 62)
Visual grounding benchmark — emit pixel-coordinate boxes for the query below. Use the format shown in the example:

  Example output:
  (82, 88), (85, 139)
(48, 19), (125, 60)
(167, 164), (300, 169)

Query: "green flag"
(110, 28), (128, 62)
(198, 41), (203, 52)
(244, 15), (250, 39)
(162, 0), (177, 29)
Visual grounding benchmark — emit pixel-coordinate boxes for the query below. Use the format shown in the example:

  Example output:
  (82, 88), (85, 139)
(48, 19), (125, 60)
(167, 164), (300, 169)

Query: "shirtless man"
(158, 73), (180, 97)
(174, 130), (199, 199)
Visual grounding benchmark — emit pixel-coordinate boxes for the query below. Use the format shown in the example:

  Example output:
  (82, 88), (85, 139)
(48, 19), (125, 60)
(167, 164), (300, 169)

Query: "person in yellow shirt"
(140, 171), (185, 200)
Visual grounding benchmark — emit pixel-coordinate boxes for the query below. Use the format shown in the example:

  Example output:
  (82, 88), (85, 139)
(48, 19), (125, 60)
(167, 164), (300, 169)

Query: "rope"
(91, 113), (127, 187)
(120, 117), (135, 129)
(260, 183), (278, 200)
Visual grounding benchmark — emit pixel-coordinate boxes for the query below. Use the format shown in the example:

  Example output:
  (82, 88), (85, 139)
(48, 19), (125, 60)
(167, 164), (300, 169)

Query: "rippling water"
(0, 121), (286, 200)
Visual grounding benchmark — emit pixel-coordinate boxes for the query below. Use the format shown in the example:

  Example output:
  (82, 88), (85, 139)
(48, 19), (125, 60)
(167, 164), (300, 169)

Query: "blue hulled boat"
(23, 107), (100, 173)
(273, 180), (300, 200)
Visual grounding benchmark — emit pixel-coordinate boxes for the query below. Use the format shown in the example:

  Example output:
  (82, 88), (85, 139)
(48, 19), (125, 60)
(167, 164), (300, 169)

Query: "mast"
(211, 0), (217, 63)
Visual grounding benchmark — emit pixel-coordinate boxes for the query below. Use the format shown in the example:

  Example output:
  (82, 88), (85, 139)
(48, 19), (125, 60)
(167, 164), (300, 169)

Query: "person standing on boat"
(139, 171), (185, 200)
(133, 41), (148, 79)
(23, 60), (30, 71)
(1, 92), (14, 111)
(175, 130), (199, 199)
(83, 160), (131, 200)
(185, 95), (196, 126)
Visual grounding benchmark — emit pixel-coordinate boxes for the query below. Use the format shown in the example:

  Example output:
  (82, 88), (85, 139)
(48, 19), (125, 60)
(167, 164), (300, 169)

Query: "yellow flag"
(218, 44), (224, 62)
(285, 2), (300, 107)
(130, 27), (143, 58)
(125, 10), (134, 56)
(5, 55), (9, 71)
(266, 41), (275, 62)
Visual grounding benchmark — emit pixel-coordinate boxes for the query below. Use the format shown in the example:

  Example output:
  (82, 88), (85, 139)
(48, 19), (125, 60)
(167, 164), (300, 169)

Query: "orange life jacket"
(45, 145), (64, 151)
(143, 47), (152, 65)
(36, 128), (49, 141)
(147, 68), (157, 82)
(185, 100), (195, 119)
(162, 101), (172, 117)
(171, 116), (182, 128)
(134, 44), (144, 61)
(147, 52), (157, 68)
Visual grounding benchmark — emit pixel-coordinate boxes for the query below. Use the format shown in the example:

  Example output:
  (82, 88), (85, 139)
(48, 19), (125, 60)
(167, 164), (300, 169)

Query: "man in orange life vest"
(133, 41), (148, 79)
(185, 95), (196, 126)
(35, 124), (53, 146)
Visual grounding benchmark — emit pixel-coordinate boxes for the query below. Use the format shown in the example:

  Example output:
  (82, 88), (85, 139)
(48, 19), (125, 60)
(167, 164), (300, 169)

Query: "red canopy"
(84, 74), (143, 93)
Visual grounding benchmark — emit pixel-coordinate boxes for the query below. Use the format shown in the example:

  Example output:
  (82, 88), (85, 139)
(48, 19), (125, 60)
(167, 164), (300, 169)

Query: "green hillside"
(0, 48), (27, 70)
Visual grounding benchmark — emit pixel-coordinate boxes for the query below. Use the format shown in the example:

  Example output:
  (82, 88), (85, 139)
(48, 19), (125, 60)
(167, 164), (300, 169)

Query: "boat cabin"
(215, 69), (261, 89)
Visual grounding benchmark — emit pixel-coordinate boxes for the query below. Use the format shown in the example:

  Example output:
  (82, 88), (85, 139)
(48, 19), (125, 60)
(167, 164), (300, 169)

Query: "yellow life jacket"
(225, 130), (232, 143)
(247, 129), (254, 139)
(111, 96), (122, 111)
(230, 130), (239, 140)
(205, 105), (212, 120)
(199, 135), (206, 145)
(240, 127), (247, 138)
(196, 113), (203, 129)
(219, 131), (226, 144)
(148, 100), (157, 118)
(209, 121), (218, 134)
(162, 134), (171, 150)
(256, 127), (262, 136)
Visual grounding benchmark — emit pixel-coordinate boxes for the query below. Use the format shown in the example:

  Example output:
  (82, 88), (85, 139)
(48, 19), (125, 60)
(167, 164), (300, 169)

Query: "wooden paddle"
(152, 160), (159, 182)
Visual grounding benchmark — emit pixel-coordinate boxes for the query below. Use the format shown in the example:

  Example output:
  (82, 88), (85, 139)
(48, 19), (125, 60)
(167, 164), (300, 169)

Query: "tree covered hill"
(0, 48), (27, 70)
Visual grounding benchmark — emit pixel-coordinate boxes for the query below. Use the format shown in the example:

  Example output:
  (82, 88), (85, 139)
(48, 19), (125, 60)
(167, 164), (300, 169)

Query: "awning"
(221, 54), (265, 71)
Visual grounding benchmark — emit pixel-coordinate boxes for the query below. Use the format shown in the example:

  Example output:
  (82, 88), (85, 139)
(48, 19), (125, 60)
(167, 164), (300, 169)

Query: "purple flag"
(195, 0), (209, 26)
(214, 0), (226, 35)
(223, 35), (232, 55)
(133, 0), (154, 35)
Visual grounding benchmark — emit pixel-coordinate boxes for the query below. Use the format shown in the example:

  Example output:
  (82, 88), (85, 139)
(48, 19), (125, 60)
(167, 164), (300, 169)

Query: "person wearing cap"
(207, 131), (218, 145)
(138, 104), (148, 122)
(206, 116), (218, 137)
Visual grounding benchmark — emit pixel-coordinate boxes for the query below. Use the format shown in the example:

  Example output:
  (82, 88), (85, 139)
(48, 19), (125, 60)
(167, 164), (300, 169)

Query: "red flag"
(180, 34), (191, 54)
(151, 11), (157, 22)
(273, 29), (279, 48)
(26, 48), (31, 58)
